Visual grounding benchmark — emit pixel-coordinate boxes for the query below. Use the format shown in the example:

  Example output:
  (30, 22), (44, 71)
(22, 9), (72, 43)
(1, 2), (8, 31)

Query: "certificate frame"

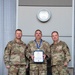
(33, 50), (44, 63)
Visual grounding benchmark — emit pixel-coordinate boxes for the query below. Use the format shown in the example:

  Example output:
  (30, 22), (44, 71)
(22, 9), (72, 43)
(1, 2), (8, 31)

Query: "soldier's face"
(35, 31), (42, 40)
(15, 31), (22, 39)
(51, 32), (59, 42)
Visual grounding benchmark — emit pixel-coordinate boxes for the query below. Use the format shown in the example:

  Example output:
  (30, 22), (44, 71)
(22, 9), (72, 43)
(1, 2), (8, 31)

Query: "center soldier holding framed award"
(26, 29), (50, 75)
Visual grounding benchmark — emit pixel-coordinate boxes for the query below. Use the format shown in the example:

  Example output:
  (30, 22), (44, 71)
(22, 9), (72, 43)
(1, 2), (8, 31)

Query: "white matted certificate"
(33, 50), (44, 63)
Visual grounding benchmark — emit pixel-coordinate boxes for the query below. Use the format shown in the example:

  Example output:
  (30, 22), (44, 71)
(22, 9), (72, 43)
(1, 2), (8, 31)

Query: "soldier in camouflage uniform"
(26, 29), (50, 75)
(50, 31), (71, 75)
(4, 29), (27, 75)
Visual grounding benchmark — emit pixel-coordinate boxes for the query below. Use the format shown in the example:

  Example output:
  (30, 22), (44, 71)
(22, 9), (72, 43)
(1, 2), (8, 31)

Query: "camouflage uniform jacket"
(50, 41), (71, 66)
(26, 39), (50, 64)
(4, 39), (27, 66)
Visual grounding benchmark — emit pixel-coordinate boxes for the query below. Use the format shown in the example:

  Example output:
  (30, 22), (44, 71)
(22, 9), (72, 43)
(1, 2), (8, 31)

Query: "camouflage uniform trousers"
(30, 63), (47, 75)
(52, 65), (70, 75)
(8, 65), (26, 75)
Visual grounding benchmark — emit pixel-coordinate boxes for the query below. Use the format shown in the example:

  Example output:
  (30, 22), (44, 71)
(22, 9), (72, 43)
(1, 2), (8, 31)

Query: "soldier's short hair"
(35, 29), (42, 34)
(15, 29), (22, 33)
(51, 31), (59, 36)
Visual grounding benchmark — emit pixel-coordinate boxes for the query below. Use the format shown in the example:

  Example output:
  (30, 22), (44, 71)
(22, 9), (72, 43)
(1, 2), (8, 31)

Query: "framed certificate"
(33, 50), (44, 63)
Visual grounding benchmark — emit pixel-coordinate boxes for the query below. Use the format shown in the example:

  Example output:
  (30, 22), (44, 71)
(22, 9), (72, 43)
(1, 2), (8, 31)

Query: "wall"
(19, 0), (72, 6)
(0, 0), (4, 75)
(0, 0), (16, 75)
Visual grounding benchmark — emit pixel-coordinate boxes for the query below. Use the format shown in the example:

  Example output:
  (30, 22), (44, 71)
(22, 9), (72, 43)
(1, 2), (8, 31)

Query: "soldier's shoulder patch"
(7, 41), (13, 45)
(60, 41), (69, 49)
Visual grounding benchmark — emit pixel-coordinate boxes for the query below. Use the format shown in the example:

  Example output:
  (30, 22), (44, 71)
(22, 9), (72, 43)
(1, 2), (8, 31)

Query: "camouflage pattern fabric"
(52, 65), (69, 75)
(26, 40), (50, 75)
(30, 64), (47, 75)
(8, 65), (26, 75)
(50, 41), (71, 75)
(4, 39), (27, 75)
